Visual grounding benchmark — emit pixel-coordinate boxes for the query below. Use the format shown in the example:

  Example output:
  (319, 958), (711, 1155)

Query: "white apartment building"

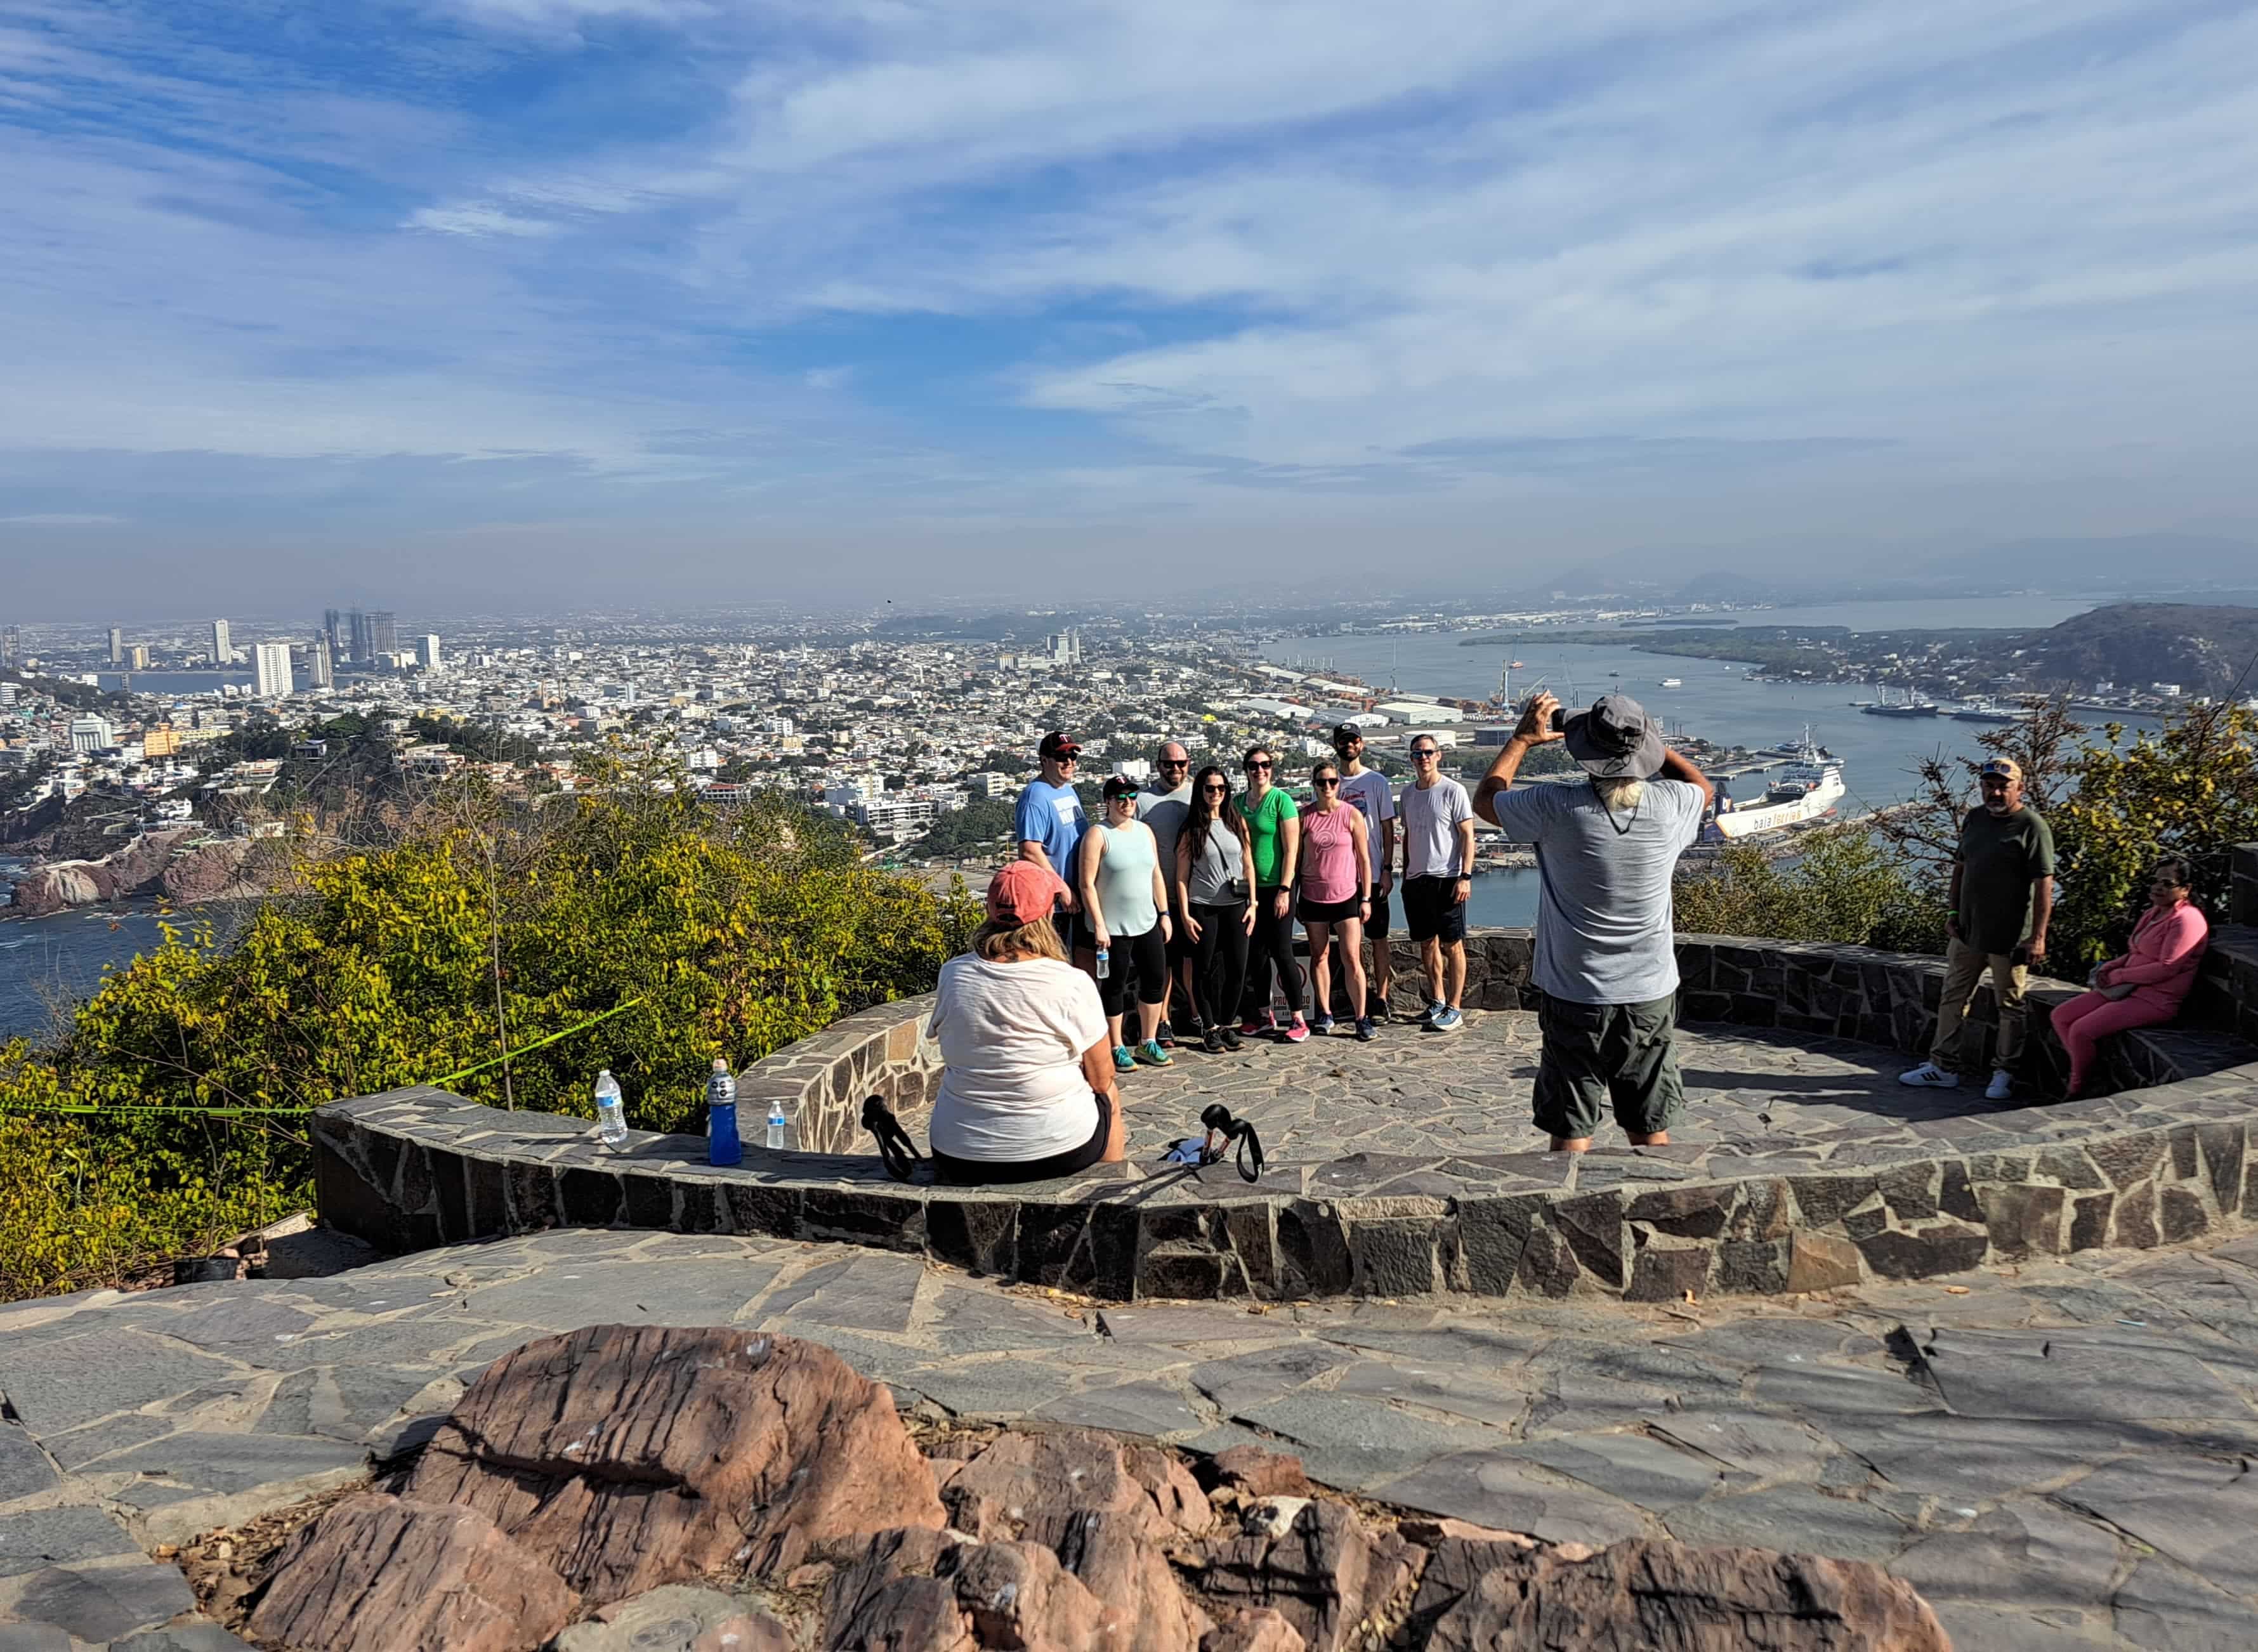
(253, 641), (294, 698)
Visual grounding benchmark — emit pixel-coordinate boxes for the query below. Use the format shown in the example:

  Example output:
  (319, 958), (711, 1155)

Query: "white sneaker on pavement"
(1985, 1070), (2014, 1101)
(1898, 1062), (1961, 1089)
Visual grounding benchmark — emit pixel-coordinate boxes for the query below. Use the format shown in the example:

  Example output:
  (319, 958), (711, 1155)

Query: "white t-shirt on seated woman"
(927, 954), (1108, 1161)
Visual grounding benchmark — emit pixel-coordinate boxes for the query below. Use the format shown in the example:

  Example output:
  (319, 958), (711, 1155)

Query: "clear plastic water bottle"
(766, 1091), (789, 1153)
(593, 1068), (627, 1148)
(707, 1058), (741, 1168)
(1095, 947), (1111, 980)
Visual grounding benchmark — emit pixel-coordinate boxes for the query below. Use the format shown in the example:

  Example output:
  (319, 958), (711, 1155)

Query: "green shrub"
(0, 782), (978, 1299)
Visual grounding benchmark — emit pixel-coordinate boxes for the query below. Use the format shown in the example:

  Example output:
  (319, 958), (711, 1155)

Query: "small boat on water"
(1953, 700), (2019, 723)
(1658, 678), (1683, 688)
(1861, 687), (1940, 718)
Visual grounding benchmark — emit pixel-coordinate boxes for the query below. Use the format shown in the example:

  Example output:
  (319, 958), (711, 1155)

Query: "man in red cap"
(1016, 730), (1092, 971)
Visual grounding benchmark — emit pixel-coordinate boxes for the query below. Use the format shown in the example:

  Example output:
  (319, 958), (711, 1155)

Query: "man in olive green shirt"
(1901, 757), (2056, 1101)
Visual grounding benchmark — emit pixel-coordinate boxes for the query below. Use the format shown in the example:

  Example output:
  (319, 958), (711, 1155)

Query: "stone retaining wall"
(313, 921), (2258, 1306)
(743, 914), (2258, 1147)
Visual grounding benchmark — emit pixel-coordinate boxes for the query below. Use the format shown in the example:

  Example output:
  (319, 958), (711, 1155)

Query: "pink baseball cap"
(987, 861), (1066, 925)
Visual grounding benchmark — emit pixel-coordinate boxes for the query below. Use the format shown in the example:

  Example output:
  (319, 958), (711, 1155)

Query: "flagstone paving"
(13, 1226), (2258, 1648)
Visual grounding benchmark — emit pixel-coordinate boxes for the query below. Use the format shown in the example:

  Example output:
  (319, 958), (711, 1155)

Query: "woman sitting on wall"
(2051, 856), (2211, 1098)
(924, 862), (1126, 1184)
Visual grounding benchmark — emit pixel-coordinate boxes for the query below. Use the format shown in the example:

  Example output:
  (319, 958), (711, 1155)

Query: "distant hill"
(2019, 603), (2258, 696)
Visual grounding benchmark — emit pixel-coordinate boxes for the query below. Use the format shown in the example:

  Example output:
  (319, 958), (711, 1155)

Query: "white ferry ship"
(1705, 731), (1845, 841)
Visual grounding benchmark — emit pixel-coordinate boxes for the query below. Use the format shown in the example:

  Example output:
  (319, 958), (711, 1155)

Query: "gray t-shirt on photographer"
(1490, 778), (1705, 1006)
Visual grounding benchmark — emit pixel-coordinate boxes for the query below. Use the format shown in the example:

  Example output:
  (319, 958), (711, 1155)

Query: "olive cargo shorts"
(1532, 992), (1686, 1142)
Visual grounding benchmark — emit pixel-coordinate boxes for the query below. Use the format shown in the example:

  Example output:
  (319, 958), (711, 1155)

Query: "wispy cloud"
(2, 0), (2254, 611)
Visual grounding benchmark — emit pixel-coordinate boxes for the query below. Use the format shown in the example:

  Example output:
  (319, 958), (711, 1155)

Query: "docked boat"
(1860, 688), (1939, 718)
(1952, 700), (2020, 723)
(1704, 731), (1846, 841)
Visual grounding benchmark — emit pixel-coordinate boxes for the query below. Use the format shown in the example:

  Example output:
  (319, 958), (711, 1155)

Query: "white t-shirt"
(1398, 776), (1474, 881)
(1337, 769), (1395, 879)
(926, 954), (1107, 1161)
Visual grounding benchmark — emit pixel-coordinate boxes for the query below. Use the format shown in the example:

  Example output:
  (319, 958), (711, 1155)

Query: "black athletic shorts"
(1401, 875), (1467, 944)
(933, 1093), (1113, 1186)
(1296, 894), (1365, 925)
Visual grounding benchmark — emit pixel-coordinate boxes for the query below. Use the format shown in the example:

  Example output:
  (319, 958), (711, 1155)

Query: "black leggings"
(1190, 900), (1249, 1031)
(1242, 889), (1302, 1019)
(1097, 924), (1168, 1018)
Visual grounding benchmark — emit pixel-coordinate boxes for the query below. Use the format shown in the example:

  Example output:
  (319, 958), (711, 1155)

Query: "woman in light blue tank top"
(1078, 778), (1176, 1071)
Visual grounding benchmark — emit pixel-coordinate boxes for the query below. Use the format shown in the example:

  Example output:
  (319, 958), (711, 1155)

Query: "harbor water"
(1263, 597), (2155, 928)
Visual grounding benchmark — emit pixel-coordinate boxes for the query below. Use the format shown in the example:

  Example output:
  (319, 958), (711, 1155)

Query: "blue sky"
(3, 0), (2255, 615)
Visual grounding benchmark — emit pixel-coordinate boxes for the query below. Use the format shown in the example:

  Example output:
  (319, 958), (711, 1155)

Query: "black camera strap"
(1200, 1103), (1266, 1183)
(862, 1094), (923, 1183)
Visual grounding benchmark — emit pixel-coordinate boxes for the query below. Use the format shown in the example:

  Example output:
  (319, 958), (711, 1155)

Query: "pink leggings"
(2051, 991), (2176, 1091)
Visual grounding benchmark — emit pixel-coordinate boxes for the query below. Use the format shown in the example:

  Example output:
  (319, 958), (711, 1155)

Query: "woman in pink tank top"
(1296, 759), (1374, 1039)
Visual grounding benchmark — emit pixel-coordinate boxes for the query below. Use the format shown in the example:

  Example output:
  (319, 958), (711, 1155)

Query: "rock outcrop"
(402, 1325), (946, 1601)
(162, 835), (266, 904)
(246, 1494), (575, 1652)
(246, 1326), (1952, 1652)
(1404, 1530), (1951, 1651)
(6, 827), (193, 914)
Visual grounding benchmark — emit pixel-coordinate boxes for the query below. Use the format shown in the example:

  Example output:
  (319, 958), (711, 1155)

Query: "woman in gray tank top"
(1175, 765), (1259, 1054)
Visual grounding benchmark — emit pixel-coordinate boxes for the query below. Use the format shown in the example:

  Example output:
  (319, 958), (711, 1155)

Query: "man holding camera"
(1899, 757), (2054, 1101)
(1474, 692), (1712, 1153)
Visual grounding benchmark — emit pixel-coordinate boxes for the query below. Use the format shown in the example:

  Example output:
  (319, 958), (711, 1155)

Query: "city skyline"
(3, 1), (2255, 613)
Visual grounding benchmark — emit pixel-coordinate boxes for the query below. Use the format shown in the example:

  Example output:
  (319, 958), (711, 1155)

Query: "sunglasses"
(1159, 757), (1190, 768)
(1412, 749), (1438, 759)
(1202, 783), (1228, 794)
(1054, 754), (1079, 765)
(1245, 759), (1272, 770)
(1313, 776), (1339, 787)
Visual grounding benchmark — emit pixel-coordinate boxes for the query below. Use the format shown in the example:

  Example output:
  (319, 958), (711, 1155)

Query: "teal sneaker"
(1112, 1045), (1137, 1074)
(1137, 1039), (1173, 1068)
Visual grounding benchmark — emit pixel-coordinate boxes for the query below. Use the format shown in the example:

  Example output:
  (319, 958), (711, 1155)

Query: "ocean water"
(1265, 596), (2157, 928)
(0, 891), (175, 1040)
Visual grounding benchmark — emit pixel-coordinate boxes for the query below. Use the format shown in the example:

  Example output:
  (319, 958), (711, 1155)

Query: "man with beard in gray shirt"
(1474, 692), (1713, 1153)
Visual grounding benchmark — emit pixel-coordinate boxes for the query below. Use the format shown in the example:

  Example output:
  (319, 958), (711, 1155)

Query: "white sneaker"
(1898, 1063), (1961, 1089)
(1985, 1070), (2014, 1101)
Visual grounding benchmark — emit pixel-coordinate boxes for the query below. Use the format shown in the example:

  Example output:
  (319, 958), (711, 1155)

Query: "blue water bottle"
(706, 1058), (741, 1167)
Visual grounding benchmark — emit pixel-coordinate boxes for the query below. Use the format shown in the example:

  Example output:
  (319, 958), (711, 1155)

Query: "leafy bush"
(0, 780), (978, 1299)
(1673, 825), (1942, 952)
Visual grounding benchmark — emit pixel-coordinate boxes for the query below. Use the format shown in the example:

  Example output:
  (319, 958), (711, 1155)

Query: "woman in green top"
(1237, 744), (1307, 1042)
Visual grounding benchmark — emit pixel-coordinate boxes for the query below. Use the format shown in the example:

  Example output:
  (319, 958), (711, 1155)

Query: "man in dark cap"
(1473, 692), (1714, 1153)
(1016, 730), (1091, 970)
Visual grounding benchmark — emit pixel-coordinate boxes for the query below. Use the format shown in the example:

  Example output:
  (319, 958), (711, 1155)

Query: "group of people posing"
(915, 697), (2217, 1188)
(1011, 723), (1483, 1062)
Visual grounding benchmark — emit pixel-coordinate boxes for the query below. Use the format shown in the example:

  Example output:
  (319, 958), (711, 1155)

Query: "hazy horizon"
(4, 2), (2256, 613)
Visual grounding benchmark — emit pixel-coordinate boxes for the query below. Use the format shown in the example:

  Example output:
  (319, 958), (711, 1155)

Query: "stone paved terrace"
(13, 1227), (2258, 1648)
(313, 928), (2258, 1304)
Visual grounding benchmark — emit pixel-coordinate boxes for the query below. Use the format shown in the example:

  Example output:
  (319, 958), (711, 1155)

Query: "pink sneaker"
(1283, 1016), (1310, 1043)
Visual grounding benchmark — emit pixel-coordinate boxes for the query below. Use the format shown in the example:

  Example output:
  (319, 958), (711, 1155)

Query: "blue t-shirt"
(1014, 779), (1086, 903)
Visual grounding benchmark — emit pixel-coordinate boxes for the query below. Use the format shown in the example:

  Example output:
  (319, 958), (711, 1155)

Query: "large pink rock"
(404, 1326), (945, 1603)
(247, 1493), (577, 1652)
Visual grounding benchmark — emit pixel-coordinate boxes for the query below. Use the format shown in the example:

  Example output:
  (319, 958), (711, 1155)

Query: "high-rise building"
(367, 611), (398, 659)
(107, 627), (124, 665)
(347, 608), (368, 663)
(253, 640), (294, 698)
(309, 636), (334, 690)
(126, 643), (150, 671)
(322, 608), (343, 660)
(417, 634), (442, 672)
(211, 619), (233, 666)
(70, 715), (115, 752)
(1, 626), (17, 667)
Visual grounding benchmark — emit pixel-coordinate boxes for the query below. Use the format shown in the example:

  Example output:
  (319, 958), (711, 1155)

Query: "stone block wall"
(731, 992), (942, 1154)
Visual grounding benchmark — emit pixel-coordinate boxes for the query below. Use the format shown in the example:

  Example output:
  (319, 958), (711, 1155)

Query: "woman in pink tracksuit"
(2052, 857), (2210, 1096)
